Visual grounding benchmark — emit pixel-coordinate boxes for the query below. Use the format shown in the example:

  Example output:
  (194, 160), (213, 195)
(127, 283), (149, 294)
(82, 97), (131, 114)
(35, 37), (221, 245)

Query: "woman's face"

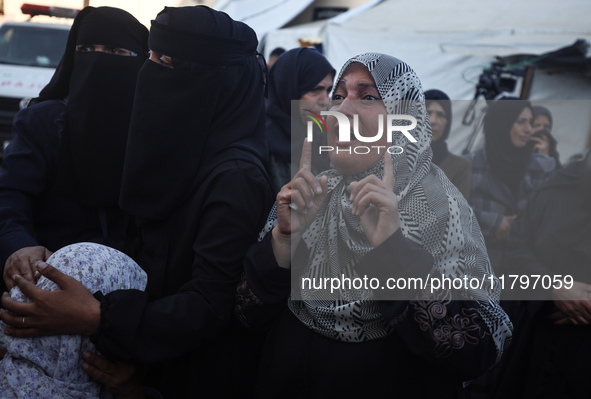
(327, 63), (389, 176)
(148, 50), (173, 68)
(509, 107), (533, 148)
(299, 73), (333, 122)
(426, 101), (448, 142)
(76, 44), (137, 56)
(532, 114), (551, 133)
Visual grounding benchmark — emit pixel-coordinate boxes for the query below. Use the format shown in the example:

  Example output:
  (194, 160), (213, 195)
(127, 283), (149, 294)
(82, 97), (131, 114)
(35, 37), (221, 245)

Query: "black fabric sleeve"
(91, 165), (273, 363)
(505, 190), (554, 307)
(243, 233), (291, 304)
(506, 193), (551, 277)
(390, 298), (500, 381)
(235, 231), (292, 331)
(0, 102), (64, 289)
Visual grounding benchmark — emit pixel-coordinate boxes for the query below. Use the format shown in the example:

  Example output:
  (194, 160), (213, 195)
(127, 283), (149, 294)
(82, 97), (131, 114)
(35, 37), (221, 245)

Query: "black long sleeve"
(91, 160), (273, 363)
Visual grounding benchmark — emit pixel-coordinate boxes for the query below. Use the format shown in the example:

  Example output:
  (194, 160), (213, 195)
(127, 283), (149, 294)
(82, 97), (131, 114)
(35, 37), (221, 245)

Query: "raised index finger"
(382, 152), (395, 191)
(299, 138), (312, 171)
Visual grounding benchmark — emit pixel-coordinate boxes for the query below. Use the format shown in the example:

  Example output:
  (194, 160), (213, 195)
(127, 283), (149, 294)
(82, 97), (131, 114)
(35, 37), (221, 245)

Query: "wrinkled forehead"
(334, 62), (378, 91)
(339, 62), (373, 79)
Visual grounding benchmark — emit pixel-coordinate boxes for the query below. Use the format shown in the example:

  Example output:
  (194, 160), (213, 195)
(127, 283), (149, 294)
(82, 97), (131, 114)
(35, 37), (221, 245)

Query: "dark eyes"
(75, 45), (136, 56)
(516, 118), (533, 125)
(76, 45), (93, 52)
(428, 111), (447, 119)
(332, 94), (378, 101)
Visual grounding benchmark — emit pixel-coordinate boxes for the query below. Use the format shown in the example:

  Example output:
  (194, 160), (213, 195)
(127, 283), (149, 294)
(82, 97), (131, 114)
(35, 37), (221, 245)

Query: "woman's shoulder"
(202, 157), (272, 193)
(528, 152), (557, 173)
(11, 100), (67, 146)
(442, 152), (471, 169)
(15, 100), (67, 121)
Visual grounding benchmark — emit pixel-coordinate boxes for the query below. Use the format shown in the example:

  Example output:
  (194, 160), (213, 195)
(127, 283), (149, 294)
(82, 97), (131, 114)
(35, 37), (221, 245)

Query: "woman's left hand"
(549, 281), (591, 325)
(82, 350), (145, 399)
(0, 262), (101, 337)
(349, 153), (400, 247)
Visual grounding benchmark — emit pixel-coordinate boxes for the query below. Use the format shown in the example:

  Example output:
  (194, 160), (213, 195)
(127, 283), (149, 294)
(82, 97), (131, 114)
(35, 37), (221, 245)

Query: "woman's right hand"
(3, 246), (52, 290)
(495, 215), (516, 241)
(273, 140), (327, 268)
(82, 351), (145, 399)
(530, 135), (550, 157)
(550, 281), (591, 325)
(0, 262), (100, 337)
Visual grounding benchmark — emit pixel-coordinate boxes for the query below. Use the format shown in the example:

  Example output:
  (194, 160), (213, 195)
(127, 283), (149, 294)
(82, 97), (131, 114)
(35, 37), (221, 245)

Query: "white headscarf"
(258, 53), (511, 362)
(0, 242), (147, 398)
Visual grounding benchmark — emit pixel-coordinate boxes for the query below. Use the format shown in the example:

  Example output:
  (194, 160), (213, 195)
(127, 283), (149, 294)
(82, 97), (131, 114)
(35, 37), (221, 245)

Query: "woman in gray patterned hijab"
(239, 53), (512, 398)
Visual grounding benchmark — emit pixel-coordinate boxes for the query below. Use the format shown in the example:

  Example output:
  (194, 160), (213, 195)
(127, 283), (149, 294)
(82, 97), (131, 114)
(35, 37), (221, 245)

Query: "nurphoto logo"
(303, 109), (418, 155)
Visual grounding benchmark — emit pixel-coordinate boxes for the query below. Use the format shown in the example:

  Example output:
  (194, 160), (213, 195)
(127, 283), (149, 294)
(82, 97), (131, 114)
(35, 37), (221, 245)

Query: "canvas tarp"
(262, 0), (591, 162)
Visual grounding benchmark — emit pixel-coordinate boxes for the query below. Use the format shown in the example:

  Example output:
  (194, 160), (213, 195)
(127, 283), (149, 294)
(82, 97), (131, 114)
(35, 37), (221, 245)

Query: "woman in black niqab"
(120, 6), (269, 220)
(0, 6), (148, 293)
(0, 6), (274, 399)
(39, 6), (148, 207)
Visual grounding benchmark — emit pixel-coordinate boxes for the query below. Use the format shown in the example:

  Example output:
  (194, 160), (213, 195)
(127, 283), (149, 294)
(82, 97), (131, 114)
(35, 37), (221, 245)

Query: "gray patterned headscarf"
(0, 243), (147, 398)
(259, 53), (511, 359)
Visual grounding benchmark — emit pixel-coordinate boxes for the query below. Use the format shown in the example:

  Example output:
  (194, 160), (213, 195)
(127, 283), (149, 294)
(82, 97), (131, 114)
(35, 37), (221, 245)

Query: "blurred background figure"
(425, 89), (472, 200)
(267, 46), (285, 68)
(491, 150), (591, 398)
(532, 105), (553, 133)
(531, 105), (561, 168)
(464, 97), (556, 274)
(265, 47), (334, 193)
(0, 7), (148, 294)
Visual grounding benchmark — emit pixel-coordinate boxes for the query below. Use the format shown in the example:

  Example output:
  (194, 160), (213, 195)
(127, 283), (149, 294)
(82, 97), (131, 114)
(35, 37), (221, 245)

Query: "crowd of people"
(0, 4), (588, 399)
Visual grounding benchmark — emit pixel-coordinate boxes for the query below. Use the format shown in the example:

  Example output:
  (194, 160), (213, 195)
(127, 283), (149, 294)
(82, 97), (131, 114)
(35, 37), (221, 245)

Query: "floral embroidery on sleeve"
(411, 290), (488, 358)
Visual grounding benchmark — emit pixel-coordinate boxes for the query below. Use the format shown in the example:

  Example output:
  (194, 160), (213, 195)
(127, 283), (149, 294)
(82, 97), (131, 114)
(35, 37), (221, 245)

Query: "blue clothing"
(464, 148), (555, 273)
(0, 100), (125, 291)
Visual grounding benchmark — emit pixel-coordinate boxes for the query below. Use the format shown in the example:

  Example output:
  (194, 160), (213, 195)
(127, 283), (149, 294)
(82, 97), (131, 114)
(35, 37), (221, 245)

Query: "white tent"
(212, 0), (315, 40)
(263, 0), (591, 162)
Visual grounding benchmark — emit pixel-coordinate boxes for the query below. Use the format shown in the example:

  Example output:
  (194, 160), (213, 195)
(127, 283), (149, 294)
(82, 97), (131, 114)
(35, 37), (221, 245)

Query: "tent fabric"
(262, 0), (591, 163)
(212, 0), (314, 40)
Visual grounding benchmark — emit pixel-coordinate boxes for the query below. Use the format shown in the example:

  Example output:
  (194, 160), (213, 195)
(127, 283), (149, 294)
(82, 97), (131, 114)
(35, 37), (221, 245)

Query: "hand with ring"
(0, 262), (101, 337)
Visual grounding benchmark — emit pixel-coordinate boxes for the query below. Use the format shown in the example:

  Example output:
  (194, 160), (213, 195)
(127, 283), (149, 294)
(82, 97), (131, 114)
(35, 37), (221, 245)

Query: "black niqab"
(424, 89), (452, 166)
(119, 6), (269, 220)
(484, 97), (533, 196)
(37, 7), (148, 206)
(266, 47), (334, 168)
